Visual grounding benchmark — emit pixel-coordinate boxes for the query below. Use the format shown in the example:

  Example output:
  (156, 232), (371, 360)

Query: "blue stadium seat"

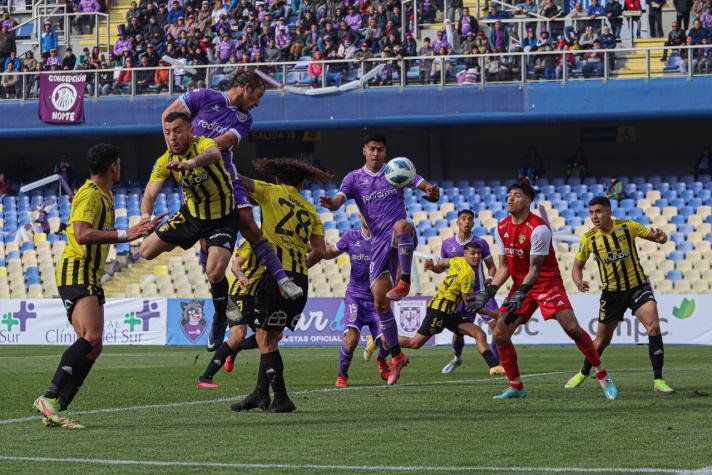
(494, 210), (508, 221)
(639, 183), (653, 194)
(649, 175), (662, 184)
(687, 198), (702, 209)
(576, 209), (590, 219)
(665, 270), (683, 282)
(573, 185), (588, 194)
(423, 228), (438, 239)
(583, 177), (597, 186)
(663, 191), (678, 201)
(670, 198), (685, 209)
(631, 176), (646, 185)
(21, 241), (34, 251)
(612, 208), (627, 218)
(679, 207), (694, 218)
(680, 175), (695, 183)
(678, 224), (694, 235)
(323, 221), (336, 230)
(677, 241), (694, 253)
(560, 209), (576, 219)
(629, 208), (644, 219)
(672, 183), (687, 193)
(664, 175), (679, 184)
(680, 190), (695, 201)
(434, 219), (449, 229)
(638, 216), (651, 225)
(455, 180), (470, 189)
(669, 232), (685, 244)
(669, 215), (685, 226)
(655, 182), (670, 192)
(620, 199), (635, 210)
(337, 221), (351, 233)
(624, 184), (637, 194)
(473, 227), (488, 237)
(654, 199), (669, 208)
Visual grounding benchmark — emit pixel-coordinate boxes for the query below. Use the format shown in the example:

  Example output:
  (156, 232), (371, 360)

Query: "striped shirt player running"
(33, 144), (164, 429)
(320, 133), (440, 386)
(398, 242), (504, 375)
(197, 240), (263, 388)
(230, 159), (328, 413)
(323, 215), (385, 388)
(423, 209), (504, 376)
(565, 196), (674, 393)
(469, 180), (619, 400)
(140, 112), (240, 353)
(162, 72), (303, 352)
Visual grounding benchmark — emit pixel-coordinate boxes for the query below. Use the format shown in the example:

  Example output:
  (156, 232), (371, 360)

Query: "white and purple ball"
(384, 157), (416, 188)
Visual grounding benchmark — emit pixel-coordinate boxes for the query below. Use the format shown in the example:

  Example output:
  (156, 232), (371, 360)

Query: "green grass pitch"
(1, 344), (711, 474)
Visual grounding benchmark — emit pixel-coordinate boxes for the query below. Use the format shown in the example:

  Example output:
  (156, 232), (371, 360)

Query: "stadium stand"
(1, 174), (710, 298)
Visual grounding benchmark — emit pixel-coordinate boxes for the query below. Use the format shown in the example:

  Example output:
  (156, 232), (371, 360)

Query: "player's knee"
(139, 242), (155, 260)
(85, 337), (103, 356)
(206, 267), (224, 283)
(492, 329), (508, 347)
(393, 220), (412, 234)
(646, 323), (661, 337)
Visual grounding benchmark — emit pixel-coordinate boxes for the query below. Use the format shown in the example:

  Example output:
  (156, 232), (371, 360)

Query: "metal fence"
(0, 44), (709, 101)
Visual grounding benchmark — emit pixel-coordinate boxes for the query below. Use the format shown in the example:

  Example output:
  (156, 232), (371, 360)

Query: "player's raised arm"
(231, 254), (249, 288)
(165, 144), (222, 171)
(323, 244), (344, 260)
(642, 226), (668, 244)
(161, 97), (190, 124)
(424, 257), (448, 273)
(73, 216), (164, 245)
(572, 234), (590, 292)
(417, 178), (440, 203)
(140, 180), (163, 219)
(236, 172), (255, 193)
(319, 193), (346, 212)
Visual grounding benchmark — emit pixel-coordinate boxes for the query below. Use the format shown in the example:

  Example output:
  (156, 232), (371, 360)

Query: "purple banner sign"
(38, 73), (87, 124)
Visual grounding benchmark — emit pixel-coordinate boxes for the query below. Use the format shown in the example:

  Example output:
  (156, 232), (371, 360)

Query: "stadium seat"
(665, 270), (683, 282)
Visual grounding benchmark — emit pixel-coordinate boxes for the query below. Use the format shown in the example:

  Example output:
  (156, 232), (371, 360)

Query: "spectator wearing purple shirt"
(1, 11), (17, 33)
(432, 30), (453, 53)
(218, 34), (235, 62)
(344, 7), (361, 29)
(458, 7), (478, 39)
(113, 30), (132, 58)
(45, 49), (62, 68)
(78, 0), (101, 34)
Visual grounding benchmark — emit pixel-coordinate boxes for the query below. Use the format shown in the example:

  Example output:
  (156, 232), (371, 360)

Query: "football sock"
(481, 349), (499, 368)
(375, 336), (389, 360)
(203, 342), (232, 379)
(58, 357), (95, 411)
(338, 347), (354, 377)
(574, 331), (601, 369)
(262, 350), (288, 399)
(44, 337), (93, 398)
(253, 239), (288, 283)
(452, 335), (465, 358)
(490, 337), (500, 362)
(209, 278), (229, 325)
(254, 356), (270, 397)
(581, 347), (605, 376)
(496, 342), (523, 390)
(396, 233), (414, 283)
(378, 310), (401, 357)
(237, 334), (258, 351)
(648, 335), (664, 379)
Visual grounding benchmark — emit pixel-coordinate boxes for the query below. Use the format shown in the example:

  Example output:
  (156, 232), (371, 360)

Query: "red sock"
(496, 342), (523, 390)
(574, 331), (604, 378)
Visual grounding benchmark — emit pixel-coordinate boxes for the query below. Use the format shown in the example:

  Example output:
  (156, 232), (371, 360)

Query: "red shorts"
(500, 282), (573, 323)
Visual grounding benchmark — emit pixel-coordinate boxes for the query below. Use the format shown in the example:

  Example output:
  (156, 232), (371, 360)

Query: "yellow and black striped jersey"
(228, 240), (265, 297)
(56, 179), (115, 288)
(149, 136), (234, 220)
(249, 179), (324, 276)
(428, 257), (476, 314)
(576, 219), (650, 292)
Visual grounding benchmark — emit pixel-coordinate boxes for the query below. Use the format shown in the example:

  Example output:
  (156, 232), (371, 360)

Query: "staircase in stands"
(102, 246), (180, 297)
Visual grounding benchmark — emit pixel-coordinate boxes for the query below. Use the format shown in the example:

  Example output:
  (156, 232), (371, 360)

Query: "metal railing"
(0, 44), (709, 102)
(36, 10), (110, 53)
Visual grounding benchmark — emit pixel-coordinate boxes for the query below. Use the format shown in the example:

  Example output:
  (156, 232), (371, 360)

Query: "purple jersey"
(336, 166), (424, 241)
(336, 228), (373, 300)
(180, 88), (254, 208)
(440, 235), (491, 293)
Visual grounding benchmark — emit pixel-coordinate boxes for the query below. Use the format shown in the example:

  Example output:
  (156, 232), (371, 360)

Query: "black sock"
(254, 356), (270, 397)
(44, 337), (94, 398)
(649, 335), (664, 379)
(481, 349), (499, 368)
(400, 274), (411, 284)
(237, 334), (258, 351)
(202, 342), (232, 379)
(262, 350), (287, 399)
(390, 343), (402, 358)
(58, 357), (95, 410)
(581, 347), (605, 376)
(210, 278), (229, 325)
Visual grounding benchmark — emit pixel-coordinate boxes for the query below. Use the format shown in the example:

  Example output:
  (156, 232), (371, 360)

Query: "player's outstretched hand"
(422, 184), (440, 203)
(651, 227), (668, 244)
(575, 280), (590, 292)
(466, 292), (489, 313)
(319, 195), (339, 211)
(166, 160), (194, 171)
(504, 289), (527, 312)
(126, 211), (169, 241)
(424, 258), (436, 272)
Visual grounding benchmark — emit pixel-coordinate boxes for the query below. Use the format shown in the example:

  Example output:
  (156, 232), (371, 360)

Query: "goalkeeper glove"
(467, 284), (498, 313)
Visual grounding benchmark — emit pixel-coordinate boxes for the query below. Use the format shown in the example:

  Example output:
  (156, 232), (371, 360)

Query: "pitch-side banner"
(38, 73), (86, 124)
(0, 299), (167, 345)
(433, 294), (712, 346)
(166, 297), (433, 347)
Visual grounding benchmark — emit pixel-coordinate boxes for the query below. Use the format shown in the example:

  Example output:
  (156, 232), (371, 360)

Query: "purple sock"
(375, 336), (389, 360)
(452, 335), (465, 358)
(338, 347), (354, 377)
(378, 310), (401, 357)
(490, 337), (500, 363)
(396, 233), (414, 279)
(253, 240), (288, 282)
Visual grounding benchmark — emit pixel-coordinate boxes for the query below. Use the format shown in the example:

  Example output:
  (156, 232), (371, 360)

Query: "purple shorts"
(458, 297), (499, 323)
(345, 294), (381, 338)
(368, 231), (418, 286)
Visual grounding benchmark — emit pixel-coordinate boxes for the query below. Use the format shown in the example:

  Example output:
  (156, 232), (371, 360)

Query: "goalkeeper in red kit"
(469, 180), (618, 400)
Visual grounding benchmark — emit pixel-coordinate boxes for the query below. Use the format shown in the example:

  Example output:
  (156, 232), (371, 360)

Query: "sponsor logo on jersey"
(602, 249), (631, 264)
(503, 247), (525, 257)
(362, 188), (398, 202)
(196, 119), (228, 134)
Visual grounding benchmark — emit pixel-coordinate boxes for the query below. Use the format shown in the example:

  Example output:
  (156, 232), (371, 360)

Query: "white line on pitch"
(0, 455), (692, 473)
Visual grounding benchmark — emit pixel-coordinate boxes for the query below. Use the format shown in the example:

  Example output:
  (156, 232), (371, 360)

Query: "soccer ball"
(384, 157), (416, 188)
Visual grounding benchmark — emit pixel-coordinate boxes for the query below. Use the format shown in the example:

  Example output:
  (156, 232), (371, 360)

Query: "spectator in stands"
(522, 28), (538, 52)
(688, 19), (709, 44)
(461, 31), (477, 54)
(695, 146), (712, 176)
(40, 21), (57, 60)
(126, 1), (141, 24)
(540, 0), (563, 37)
(675, 0), (693, 31)
(579, 25), (599, 49)
(156, 4), (169, 28)
(22, 49), (37, 72)
(604, 0), (623, 38)
(430, 46), (451, 83)
(647, 0), (664, 37)
(697, 36), (712, 72)
(488, 21), (509, 52)
(679, 35), (701, 74)
(624, 0), (642, 38)
(587, 0), (606, 32)
(77, 0), (101, 34)
(448, 0), (463, 23)
(134, 54), (154, 93)
(111, 57), (134, 94)
(518, 147), (545, 180)
(153, 58), (170, 92)
(538, 29), (553, 48)
(54, 155), (74, 188)
(458, 8), (478, 40)
(1, 11), (17, 32)
(0, 60), (18, 97)
(0, 24), (15, 71)
(606, 176), (626, 200)
(62, 48), (77, 70)
(420, 0), (436, 23)
(565, 2), (587, 40)
(126, 16), (143, 39)
(3, 50), (18, 71)
(264, 38), (281, 62)
(308, 49), (324, 87)
(701, 5), (712, 29)
(0, 173), (10, 195)
(289, 26), (307, 59)
(45, 48), (62, 69)
(661, 21), (687, 61)
(168, 0), (184, 24)
(566, 147), (590, 177)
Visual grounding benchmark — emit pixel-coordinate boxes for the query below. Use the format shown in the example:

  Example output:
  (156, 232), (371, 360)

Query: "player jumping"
(323, 216), (386, 388)
(470, 180), (619, 400)
(320, 134), (440, 385)
(33, 144), (163, 429)
(423, 209), (504, 375)
(162, 72), (302, 352)
(398, 242), (504, 376)
(565, 196), (674, 393)
(230, 159), (328, 413)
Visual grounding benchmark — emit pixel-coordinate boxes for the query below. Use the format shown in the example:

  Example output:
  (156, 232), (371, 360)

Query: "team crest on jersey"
(518, 234), (526, 244)
(238, 112), (246, 121)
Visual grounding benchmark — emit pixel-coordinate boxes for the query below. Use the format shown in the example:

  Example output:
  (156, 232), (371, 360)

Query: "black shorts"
(156, 206), (238, 251)
(417, 307), (470, 337)
(599, 283), (656, 323)
(228, 294), (256, 332)
(58, 284), (105, 322)
(253, 271), (308, 332)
